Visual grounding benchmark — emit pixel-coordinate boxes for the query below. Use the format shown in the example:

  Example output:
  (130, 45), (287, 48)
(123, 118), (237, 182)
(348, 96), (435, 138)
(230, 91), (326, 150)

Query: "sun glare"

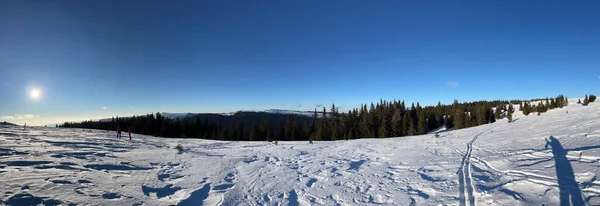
(30, 89), (41, 99)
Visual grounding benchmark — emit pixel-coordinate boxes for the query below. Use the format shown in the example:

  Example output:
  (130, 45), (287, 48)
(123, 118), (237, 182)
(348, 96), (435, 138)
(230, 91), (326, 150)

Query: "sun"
(30, 89), (41, 99)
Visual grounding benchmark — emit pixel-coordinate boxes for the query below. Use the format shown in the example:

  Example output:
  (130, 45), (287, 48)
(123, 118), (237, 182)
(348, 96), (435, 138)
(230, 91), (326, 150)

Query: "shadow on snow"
(545, 136), (585, 206)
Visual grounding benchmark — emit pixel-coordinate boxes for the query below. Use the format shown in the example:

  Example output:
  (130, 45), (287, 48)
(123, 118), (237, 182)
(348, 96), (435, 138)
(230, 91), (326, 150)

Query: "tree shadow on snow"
(545, 136), (585, 206)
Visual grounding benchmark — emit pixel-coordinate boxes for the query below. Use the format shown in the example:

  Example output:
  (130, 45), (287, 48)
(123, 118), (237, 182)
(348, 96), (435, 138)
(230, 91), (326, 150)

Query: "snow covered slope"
(1, 101), (599, 205)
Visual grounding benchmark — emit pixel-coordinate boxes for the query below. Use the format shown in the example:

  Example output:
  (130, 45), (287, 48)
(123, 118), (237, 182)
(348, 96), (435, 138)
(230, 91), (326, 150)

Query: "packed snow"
(1, 99), (599, 205)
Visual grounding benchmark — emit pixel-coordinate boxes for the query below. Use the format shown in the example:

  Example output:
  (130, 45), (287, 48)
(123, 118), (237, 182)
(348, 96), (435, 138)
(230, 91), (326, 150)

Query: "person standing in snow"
(128, 127), (132, 140)
(117, 125), (121, 139)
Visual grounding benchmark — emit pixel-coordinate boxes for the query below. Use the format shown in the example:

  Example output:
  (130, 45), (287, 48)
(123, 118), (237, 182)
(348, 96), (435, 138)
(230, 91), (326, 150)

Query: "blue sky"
(1, 1), (599, 125)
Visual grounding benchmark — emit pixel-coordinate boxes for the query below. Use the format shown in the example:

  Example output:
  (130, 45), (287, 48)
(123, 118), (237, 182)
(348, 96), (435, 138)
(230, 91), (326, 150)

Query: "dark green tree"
(583, 95), (589, 105)
(284, 114), (293, 140)
(249, 123), (259, 141)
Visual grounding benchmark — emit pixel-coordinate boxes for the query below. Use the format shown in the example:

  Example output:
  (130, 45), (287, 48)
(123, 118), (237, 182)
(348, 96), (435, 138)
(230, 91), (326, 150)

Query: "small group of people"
(116, 125), (132, 140)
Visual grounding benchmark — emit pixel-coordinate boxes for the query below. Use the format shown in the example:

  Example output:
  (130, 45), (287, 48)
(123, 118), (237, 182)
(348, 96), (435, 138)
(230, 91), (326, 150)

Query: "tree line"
(60, 94), (582, 141)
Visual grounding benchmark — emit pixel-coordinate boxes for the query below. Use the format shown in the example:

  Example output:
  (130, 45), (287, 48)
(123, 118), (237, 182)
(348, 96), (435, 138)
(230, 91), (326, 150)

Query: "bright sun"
(30, 89), (41, 99)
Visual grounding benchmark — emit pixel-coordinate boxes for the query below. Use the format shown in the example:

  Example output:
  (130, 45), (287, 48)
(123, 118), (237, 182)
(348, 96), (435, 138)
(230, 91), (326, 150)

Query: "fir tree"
(284, 115), (293, 140)
(266, 129), (272, 142)
(427, 114), (439, 132)
(249, 123), (259, 141)
(583, 95), (589, 105)
(378, 117), (388, 138)
(454, 109), (465, 129)
(260, 116), (269, 141)
(489, 108), (496, 123)
(494, 106), (502, 119)
(417, 110), (427, 134)
(292, 120), (301, 141)
(402, 109), (411, 136)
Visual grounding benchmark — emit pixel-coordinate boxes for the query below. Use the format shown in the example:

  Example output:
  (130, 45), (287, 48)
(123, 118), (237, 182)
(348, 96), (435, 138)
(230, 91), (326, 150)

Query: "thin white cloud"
(446, 81), (459, 88)
(1, 114), (40, 120)
(102, 106), (107, 110)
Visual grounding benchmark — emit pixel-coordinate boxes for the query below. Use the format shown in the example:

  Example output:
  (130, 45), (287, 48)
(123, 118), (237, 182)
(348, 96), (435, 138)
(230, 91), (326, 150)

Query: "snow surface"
(1, 100), (600, 205)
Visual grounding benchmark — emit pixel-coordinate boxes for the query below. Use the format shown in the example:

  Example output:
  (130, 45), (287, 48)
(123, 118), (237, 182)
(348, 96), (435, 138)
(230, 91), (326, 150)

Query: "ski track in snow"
(1, 99), (600, 205)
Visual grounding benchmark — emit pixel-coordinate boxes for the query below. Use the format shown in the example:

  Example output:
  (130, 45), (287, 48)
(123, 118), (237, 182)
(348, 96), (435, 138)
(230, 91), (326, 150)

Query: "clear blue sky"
(1, 1), (599, 125)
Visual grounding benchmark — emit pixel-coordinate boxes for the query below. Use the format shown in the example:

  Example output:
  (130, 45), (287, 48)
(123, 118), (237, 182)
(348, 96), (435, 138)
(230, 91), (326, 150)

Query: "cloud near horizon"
(0, 114), (41, 120)
(446, 81), (459, 88)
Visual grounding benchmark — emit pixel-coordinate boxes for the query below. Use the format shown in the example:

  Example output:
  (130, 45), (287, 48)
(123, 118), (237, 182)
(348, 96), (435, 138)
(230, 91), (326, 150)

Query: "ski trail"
(458, 129), (489, 206)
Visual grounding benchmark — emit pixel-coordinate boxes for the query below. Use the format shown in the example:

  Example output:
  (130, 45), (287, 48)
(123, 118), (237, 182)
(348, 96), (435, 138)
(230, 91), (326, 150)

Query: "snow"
(1, 100), (600, 205)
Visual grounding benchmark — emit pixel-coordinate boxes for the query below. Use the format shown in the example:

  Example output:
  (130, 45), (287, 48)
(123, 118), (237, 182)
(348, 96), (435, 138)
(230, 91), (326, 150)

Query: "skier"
(128, 127), (132, 140)
(117, 125), (121, 139)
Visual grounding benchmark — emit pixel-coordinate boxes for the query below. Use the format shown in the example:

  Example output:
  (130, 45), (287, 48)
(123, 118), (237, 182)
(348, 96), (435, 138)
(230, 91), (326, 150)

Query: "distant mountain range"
(98, 109), (322, 122)
(0, 121), (18, 126)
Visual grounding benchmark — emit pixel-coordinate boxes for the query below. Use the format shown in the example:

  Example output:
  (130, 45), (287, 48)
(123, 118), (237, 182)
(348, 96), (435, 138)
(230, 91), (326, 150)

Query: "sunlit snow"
(1, 99), (599, 205)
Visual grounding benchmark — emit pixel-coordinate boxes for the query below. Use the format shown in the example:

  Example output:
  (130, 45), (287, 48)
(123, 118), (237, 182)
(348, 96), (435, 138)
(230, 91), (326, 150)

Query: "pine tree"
(526, 102), (532, 116)
(266, 129), (272, 142)
(427, 113), (439, 132)
(330, 104), (339, 140)
(292, 120), (301, 141)
(578, 99), (582, 104)
(407, 111), (416, 135)
(488, 108), (496, 123)
(260, 116), (269, 141)
(284, 115), (293, 140)
(275, 121), (284, 142)
(454, 109), (465, 129)
(494, 106), (502, 119)
(378, 117), (388, 138)
(583, 95), (589, 105)
(249, 123), (259, 141)
(402, 110), (411, 136)
(417, 110), (427, 134)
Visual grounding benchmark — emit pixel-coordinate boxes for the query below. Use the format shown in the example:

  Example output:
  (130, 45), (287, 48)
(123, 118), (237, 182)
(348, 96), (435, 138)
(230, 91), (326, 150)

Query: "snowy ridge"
(1, 99), (599, 205)
(98, 109), (318, 122)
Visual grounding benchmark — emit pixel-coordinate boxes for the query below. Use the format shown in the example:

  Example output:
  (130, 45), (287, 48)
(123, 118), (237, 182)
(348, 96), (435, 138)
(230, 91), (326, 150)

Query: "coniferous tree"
(284, 115), (293, 140)
(523, 102), (531, 116)
(583, 95), (590, 105)
(266, 129), (272, 142)
(589, 94), (597, 103)
(427, 113), (439, 132)
(454, 109), (465, 129)
(291, 120), (301, 141)
(407, 111), (416, 136)
(402, 109), (411, 135)
(417, 110), (427, 134)
(494, 105), (502, 119)
(260, 116), (269, 141)
(249, 123), (259, 141)
(276, 121), (284, 142)
(378, 117), (388, 138)
(330, 104), (339, 140)
(489, 108), (496, 123)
